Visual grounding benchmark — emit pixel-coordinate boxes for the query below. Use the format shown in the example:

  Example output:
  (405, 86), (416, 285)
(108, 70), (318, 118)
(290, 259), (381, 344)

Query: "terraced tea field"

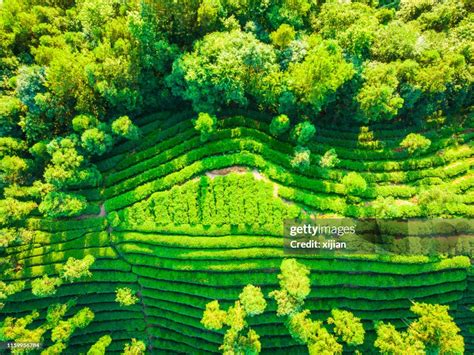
(3, 111), (473, 353)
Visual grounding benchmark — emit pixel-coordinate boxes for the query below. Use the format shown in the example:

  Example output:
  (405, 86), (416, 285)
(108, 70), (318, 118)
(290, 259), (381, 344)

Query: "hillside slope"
(3, 111), (473, 353)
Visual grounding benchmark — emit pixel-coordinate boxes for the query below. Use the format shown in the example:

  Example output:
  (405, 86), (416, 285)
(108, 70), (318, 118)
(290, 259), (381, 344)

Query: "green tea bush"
(418, 187), (462, 217)
(357, 127), (383, 150)
(123, 173), (299, 230)
(103, 119), (470, 196)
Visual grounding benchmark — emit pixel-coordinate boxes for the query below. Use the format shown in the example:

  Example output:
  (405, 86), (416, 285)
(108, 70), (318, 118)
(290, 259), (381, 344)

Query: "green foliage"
(224, 301), (246, 332)
(0, 310), (46, 345)
(238, 285), (266, 317)
(269, 259), (310, 316)
(418, 187), (462, 217)
(0, 96), (23, 136)
(124, 172), (299, 231)
(357, 126), (383, 150)
(197, 0), (224, 31)
(81, 127), (113, 156)
(287, 310), (321, 344)
(375, 302), (464, 354)
(270, 259), (365, 354)
(375, 322), (425, 354)
(290, 121), (316, 145)
(220, 328), (261, 355)
(0, 155), (29, 184)
(31, 275), (63, 297)
(115, 287), (139, 307)
(122, 338), (146, 355)
(342, 172), (367, 195)
(46, 302), (75, 329)
(107, 210), (121, 227)
(357, 62), (404, 122)
(201, 284), (266, 354)
(307, 327), (343, 355)
(409, 302), (464, 353)
(111, 116), (140, 141)
(194, 112), (216, 142)
(371, 21), (419, 61)
(167, 29), (278, 113)
(270, 24), (296, 48)
(61, 255), (95, 282)
(38, 191), (87, 218)
(29, 141), (48, 161)
(0, 229), (96, 354)
(87, 335), (112, 355)
(327, 309), (365, 346)
(72, 114), (99, 132)
(290, 146), (311, 171)
(400, 133), (431, 155)
(277, 259), (310, 302)
(0, 137), (27, 157)
(51, 307), (94, 343)
(269, 114), (290, 137)
(44, 136), (101, 188)
(1, 1), (473, 353)
(371, 196), (398, 218)
(0, 197), (37, 225)
(0, 281), (25, 309)
(319, 149), (339, 169)
(70, 307), (95, 328)
(31, 255), (95, 299)
(287, 38), (355, 114)
(0, 300), (94, 353)
(315, 2), (379, 59)
(0, 226), (19, 253)
(41, 342), (66, 355)
(201, 300), (227, 331)
(50, 322), (73, 344)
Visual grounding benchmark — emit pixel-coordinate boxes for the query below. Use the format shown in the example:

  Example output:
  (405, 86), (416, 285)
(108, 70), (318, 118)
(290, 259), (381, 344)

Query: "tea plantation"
(2, 110), (473, 353)
(1, 0), (473, 353)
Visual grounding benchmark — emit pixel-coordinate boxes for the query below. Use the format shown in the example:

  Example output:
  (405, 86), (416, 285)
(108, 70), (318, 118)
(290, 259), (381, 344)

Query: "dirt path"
(75, 203), (106, 220)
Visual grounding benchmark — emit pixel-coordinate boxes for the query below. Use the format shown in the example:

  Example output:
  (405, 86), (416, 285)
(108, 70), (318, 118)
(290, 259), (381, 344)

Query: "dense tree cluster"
(375, 302), (464, 354)
(201, 285), (267, 354)
(0, 256), (146, 354)
(270, 259), (365, 354)
(201, 259), (466, 354)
